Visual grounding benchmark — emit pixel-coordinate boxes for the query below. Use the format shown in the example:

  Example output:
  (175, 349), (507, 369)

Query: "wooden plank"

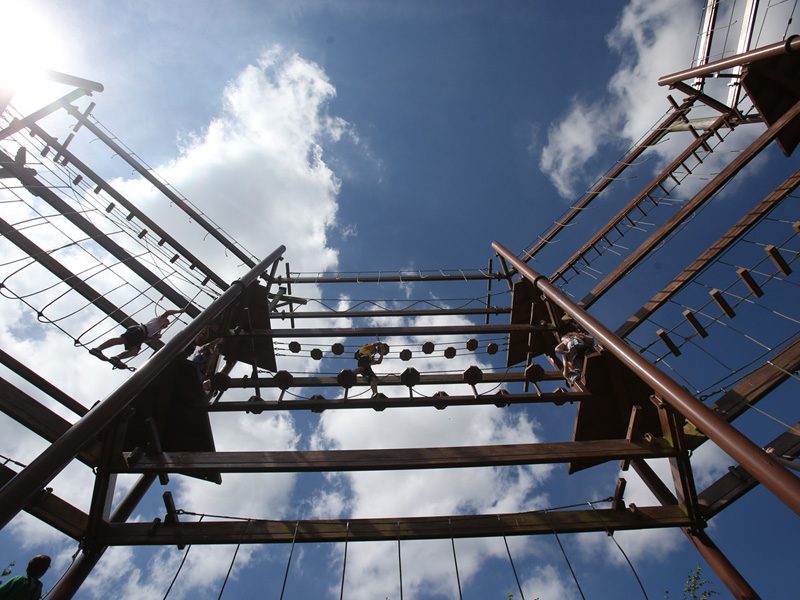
(617, 169), (800, 338)
(0, 464), (88, 540)
(0, 377), (100, 465)
(208, 391), (591, 412)
(121, 439), (675, 474)
(96, 505), (691, 545)
(239, 324), (545, 339)
(580, 101), (800, 309)
(686, 336), (800, 450)
(227, 370), (559, 389)
(698, 423), (800, 518)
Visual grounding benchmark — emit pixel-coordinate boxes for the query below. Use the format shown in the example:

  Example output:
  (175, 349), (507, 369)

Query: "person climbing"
(90, 308), (184, 368)
(354, 341), (388, 397)
(0, 554), (50, 599)
(554, 328), (595, 386)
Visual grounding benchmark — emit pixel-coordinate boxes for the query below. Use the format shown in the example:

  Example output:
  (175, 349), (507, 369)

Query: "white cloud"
(522, 563), (580, 600)
(1, 44), (355, 599)
(307, 312), (553, 597)
(538, 0), (701, 199)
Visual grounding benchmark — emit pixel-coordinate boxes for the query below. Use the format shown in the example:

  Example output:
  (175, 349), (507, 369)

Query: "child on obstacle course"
(90, 308), (184, 369)
(554, 326), (595, 386)
(354, 341), (388, 397)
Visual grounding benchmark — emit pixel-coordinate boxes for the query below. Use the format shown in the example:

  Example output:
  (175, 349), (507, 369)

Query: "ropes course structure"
(0, 6), (799, 600)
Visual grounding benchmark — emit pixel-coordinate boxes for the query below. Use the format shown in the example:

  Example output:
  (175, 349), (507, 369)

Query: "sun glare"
(0, 2), (72, 106)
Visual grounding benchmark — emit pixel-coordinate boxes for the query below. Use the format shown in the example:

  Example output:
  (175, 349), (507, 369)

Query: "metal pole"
(659, 35), (800, 87)
(48, 474), (156, 600)
(493, 241), (800, 516)
(686, 530), (760, 600)
(0, 245), (286, 530)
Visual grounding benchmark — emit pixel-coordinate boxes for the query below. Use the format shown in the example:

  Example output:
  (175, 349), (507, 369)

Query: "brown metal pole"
(48, 474), (156, 600)
(631, 459), (760, 599)
(687, 531), (760, 599)
(0, 245), (286, 530)
(659, 35), (800, 86)
(493, 241), (800, 516)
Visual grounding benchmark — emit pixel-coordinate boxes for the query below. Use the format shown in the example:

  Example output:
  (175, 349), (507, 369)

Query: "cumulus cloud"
(1, 44), (355, 599)
(539, 0), (700, 199)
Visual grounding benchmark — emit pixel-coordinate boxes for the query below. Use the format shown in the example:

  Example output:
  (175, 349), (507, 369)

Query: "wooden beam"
(121, 439), (676, 474)
(208, 391), (590, 413)
(227, 371), (557, 389)
(0, 464), (88, 540)
(698, 423), (800, 518)
(96, 505), (692, 545)
(236, 323), (545, 339)
(0, 377), (100, 465)
(616, 169), (800, 338)
(581, 100), (800, 309)
(270, 307), (512, 320)
(688, 336), (800, 450)
(276, 272), (503, 284)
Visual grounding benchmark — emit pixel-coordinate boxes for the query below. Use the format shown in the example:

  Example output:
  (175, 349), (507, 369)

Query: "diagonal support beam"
(0, 464), (88, 540)
(493, 240), (800, 516)
(0, 246), (286, 530)
(616, 169), (800, 338)
(580, 99), (800, 309)
(520, 97), (697, 262)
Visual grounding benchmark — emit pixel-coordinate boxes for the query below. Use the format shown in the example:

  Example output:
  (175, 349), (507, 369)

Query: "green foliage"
(664, 566), (719, 600)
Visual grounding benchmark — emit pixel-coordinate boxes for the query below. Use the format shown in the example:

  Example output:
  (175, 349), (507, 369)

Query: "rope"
(163, 514), (204, 599)
(587, 501), (649, 600)
(449, 523), (463, 600)
(543, 510), (585, 600)
(217, 519), (249, 600)
(339, 522), (349, 600)
(397, 523), (404, 600)
(279, 521), (300, 600)
(502, 533), (526, 600)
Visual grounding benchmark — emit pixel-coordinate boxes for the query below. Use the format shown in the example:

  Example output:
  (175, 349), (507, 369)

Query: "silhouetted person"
(91, 308), (184, 366)
(354, 342), (388, 397)
(554, 330), (595, 386)
(0, 554), (50, 599)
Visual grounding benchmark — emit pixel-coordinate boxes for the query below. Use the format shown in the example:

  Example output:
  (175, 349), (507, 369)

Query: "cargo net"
(0, 103), (237, 355)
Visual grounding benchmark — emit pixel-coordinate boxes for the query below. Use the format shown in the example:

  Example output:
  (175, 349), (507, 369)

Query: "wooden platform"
(569, 352), (663, 473)
(123, 359), (221, 483)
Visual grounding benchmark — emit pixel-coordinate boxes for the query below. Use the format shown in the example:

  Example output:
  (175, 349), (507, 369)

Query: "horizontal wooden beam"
(96, 505), (692, 545)
(275, 272), (502, 284)
(227, 371), (557, 389)
(235, 323), (545, 339)
(121, 439), (675, 474)
(208, 391), (590, 412)
(270, 307), (512, 320)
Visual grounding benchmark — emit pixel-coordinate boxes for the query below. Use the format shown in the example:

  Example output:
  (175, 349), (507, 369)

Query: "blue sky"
(0, 1), (798, 599)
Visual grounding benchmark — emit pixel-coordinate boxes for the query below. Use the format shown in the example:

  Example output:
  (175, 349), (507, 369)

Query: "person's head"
(26, 555), (51, 579)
